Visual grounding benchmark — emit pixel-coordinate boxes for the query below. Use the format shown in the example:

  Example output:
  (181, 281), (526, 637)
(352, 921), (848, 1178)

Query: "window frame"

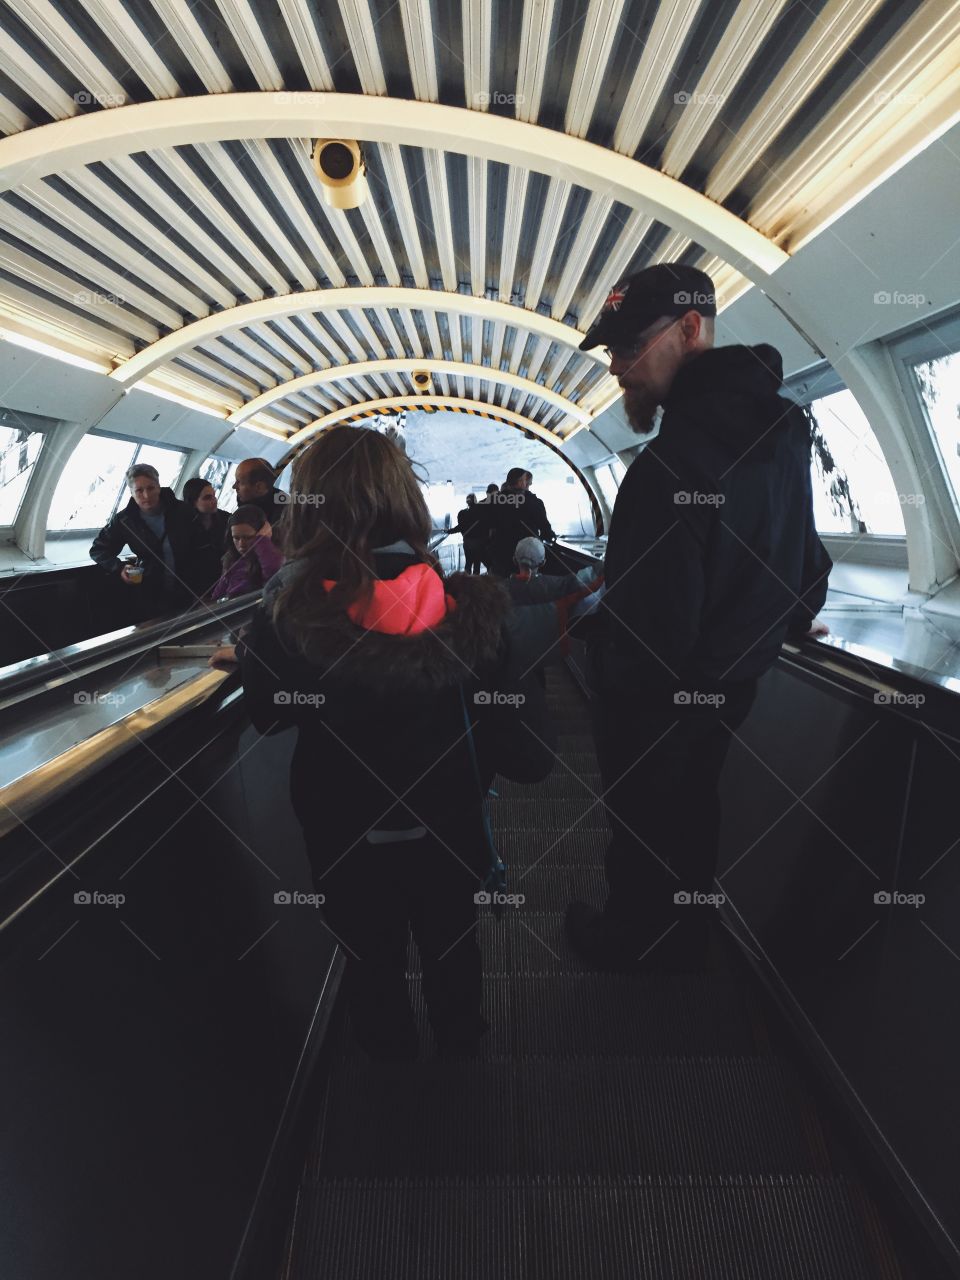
(46, 432), (188, 535)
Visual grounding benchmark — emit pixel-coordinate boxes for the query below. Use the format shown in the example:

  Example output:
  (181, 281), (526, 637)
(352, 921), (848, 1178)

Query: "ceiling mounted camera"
(411, 369), (432, 391)
(311, 139), (368, 209)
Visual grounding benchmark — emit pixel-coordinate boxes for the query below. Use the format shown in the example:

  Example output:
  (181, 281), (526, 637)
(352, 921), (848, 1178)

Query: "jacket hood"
(664, 343), (795, 456)
(266, 564), (510, 698)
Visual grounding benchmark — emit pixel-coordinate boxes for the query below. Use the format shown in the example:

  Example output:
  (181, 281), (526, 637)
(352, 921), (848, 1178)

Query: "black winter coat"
(485, 488), (555, 573)
(240, 552), (570, 878)
(89, 488), (206, 609)
(589, 343), (832, 699)
(191, 509), (231, 596)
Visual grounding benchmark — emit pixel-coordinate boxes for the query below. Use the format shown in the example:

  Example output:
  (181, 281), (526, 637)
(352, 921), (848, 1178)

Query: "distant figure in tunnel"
(238, 426), (560, 1062)
(207, 505), (283, 601)
(183, 475), (230, 596)
(233, 457), (288, 529)
(89, 463), (204, 620)
(484, 467), (556, 576)
(565, 263), (832, 973)
(452, 492), (487, 574)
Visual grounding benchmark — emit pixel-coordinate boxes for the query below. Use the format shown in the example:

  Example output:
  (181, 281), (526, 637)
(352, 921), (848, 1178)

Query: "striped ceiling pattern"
(0, 0), (954, 442)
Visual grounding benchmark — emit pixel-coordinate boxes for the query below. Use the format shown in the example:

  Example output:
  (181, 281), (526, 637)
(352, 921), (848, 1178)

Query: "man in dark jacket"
(89, 463), (206, 620)
(485, 467), (556, 576)
(565, 262), (832, 971)
(452, 492), (488, 574)
(234, 457), (288, 527)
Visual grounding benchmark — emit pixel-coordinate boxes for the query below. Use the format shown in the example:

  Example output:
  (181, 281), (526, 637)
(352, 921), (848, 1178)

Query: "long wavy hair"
(272, 426), (436, 653)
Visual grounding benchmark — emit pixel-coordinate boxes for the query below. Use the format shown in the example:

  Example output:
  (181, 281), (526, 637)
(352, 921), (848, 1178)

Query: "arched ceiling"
(0, 0), (955, 444)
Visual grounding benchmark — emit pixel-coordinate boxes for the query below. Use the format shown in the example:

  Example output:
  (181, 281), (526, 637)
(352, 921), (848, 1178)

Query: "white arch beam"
(0, 93), (789, 281)
(229, 357), (592, 429)
(287, 395), (567, 451)
(108, 288), (595, 387)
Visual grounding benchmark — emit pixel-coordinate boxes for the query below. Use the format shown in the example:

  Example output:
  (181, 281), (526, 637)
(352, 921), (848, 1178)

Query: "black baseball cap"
(579, 263), (717, 351)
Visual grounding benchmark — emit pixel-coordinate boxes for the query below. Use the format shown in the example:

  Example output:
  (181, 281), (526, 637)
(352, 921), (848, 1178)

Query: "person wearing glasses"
(565, 263), (832, 973)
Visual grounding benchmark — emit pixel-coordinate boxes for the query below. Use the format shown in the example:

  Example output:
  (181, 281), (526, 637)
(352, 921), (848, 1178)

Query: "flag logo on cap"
(602, 284), (627, 312)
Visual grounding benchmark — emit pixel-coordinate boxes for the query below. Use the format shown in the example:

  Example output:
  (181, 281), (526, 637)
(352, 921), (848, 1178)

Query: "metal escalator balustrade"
(278, 665), (909, 1279)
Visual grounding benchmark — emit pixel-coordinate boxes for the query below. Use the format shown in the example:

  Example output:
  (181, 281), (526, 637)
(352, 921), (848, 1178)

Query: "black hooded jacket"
(589, 343), (832, 698)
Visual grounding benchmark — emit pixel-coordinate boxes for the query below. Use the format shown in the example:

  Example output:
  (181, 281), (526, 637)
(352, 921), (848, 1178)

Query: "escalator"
(277, 662), (913, 1279)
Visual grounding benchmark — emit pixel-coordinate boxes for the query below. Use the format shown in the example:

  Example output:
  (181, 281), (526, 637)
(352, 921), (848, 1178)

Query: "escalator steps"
(493, 826), (608, 868)
(289, 1176), (903, 1280)
(309, 1056), (830, 1178)
(489, 799), (608, 832)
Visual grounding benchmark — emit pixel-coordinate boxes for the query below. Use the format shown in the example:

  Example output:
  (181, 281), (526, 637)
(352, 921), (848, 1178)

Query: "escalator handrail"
(0, 592), (258, 710)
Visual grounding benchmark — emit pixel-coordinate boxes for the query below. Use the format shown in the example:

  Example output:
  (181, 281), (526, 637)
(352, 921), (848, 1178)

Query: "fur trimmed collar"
(273, 570), (510, 696)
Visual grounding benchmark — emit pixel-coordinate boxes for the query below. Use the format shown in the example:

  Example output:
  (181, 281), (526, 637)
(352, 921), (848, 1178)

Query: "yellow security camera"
(411, 369), (432, 391)
(311, 139), (368, 210)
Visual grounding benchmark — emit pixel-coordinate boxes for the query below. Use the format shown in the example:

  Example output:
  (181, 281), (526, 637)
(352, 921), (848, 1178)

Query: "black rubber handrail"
(0, 592), (259, 709)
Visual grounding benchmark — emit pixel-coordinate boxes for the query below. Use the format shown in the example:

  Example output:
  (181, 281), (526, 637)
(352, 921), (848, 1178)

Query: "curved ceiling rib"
(109, 288), (597, 388)
(287, 395), (568, 449)
(229, 358), (591, 429)
(0, 93), (789, 281)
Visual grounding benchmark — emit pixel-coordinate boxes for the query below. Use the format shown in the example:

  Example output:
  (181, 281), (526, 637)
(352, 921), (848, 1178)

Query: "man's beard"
(622, 387), (658, 435)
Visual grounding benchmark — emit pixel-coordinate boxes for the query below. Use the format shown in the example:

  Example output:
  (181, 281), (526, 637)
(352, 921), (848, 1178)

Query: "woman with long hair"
(239, 426), (577, 1061)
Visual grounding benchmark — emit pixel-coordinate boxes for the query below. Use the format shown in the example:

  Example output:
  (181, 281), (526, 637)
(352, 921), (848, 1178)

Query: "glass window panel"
(808, 389), (905, 535)
(200, 456), (230, 495)
(594, 463), (619, 511)
(47, 435), (137, 531)
(219, 463), (239, 513)
(0, 428), (43, 525)
(912, 351), (960, 510)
